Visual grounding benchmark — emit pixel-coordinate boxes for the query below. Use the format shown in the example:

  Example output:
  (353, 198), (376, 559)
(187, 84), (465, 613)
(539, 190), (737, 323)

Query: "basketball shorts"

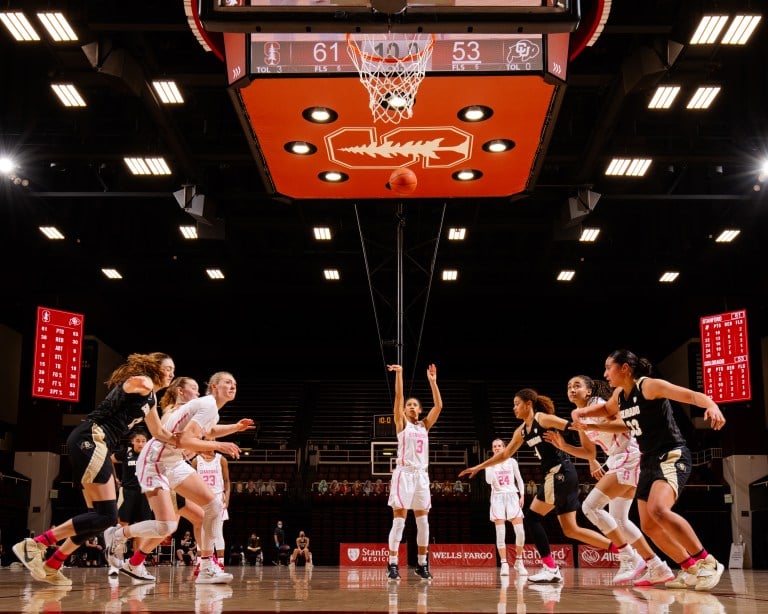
(636, 446), (692, 501)
(537, 461), (580, 514)
(490, 491), (523, 522)
(388, 467), (431, 511)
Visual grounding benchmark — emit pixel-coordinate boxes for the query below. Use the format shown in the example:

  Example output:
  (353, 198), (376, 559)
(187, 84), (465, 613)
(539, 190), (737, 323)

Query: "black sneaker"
(386, 563), (401, 582)
(414, 563), (433, 581)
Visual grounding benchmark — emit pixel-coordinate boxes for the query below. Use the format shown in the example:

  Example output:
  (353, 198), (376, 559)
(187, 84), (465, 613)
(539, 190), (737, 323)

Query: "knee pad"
(155, 520), (178, 537)
(610, 497), (642, 543)
(513, 523), (526, 548)
(72, 501), (118, 537)
(582, 488), (616, 534)
(495, 524), (507, 550)
(202, 497), (224, 519)
(415, 515), (430, 548)
(94, 500), (119, 527)
(389, 517), (405, 551)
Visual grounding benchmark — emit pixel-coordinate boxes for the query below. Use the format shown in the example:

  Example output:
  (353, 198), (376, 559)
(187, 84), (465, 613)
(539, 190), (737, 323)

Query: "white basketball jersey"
(396, 420), (429, 470)
(196, 453), (225, 496)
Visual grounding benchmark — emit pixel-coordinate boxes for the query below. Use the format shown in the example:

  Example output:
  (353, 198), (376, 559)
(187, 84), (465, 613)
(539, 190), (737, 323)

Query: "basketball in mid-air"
(387, 167), (418, 195)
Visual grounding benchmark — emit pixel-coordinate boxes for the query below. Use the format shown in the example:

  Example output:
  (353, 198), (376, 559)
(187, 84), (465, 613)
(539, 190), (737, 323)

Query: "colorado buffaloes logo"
(347, 548), (360, 562)
(676, 462), (687, 472)
(79, 440), (93, 451)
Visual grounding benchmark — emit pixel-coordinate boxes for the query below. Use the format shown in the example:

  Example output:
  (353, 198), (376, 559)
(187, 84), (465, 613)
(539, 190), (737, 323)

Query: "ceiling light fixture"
(458, 105), (493, 122)
(452, 169), (482, 182)
(442, 269), (458, 281)
(686, 86), (720, 109)
(0, 12), (40, 41)
(124, 157), (172, 176)
(323, 269), (340, 280)
(51, 83), (86, 107)
(313, 227), (332, 241)
(721, 15), (761, 45)
(448, 228), (466, 241)
(303, 107), (338, 124)
(39, 226), (65, 240)
(179, 225), (198, 239)
(557, 270), (575, 281)
(152, 80), (184, 104)
(605, 158), (652, 177)
(482, 139), (516, 153)
(659, 271), (679, 283)
(715, 229), (740, 243)
(101, 268), (123, 280)
(285, 141), (317, 155)
(36, 12), (77, 42)
(579, 227), (600, 242)
(206, 268), (225, 280)
(690, 15), (729, 45)
(648, 85), (680, 109)
(319, 171), (348, 183)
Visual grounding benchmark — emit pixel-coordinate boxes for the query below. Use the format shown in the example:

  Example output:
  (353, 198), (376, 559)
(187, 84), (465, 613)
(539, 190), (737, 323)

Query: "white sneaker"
(693, 555), (724, 592)
(634, 562), (674, 586)
(500, 561), (510, 576)
(514, 559), (528, 576)
(108, 566), (120, 577)
(196, 561), (234, 584)
(527, 565), (562, 584)
(664, 566), (696, 589)
(12, 538), (49, 582)
(613, 549), (647, 584)
(104, 526), (126, 570)
(120, 562), (156, 584)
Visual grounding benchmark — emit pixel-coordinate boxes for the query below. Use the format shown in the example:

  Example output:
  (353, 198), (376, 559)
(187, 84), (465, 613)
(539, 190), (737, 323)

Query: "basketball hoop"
(346, 33), (435, 124)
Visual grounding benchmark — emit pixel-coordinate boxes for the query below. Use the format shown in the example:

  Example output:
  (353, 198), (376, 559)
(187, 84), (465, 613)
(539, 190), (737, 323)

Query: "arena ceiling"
(1, 0), (766, 382)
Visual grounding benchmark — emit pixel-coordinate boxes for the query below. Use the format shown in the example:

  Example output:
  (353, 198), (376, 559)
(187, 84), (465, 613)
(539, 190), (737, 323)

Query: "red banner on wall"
(577, 545), (620, 568)
(32, 306), (84, 402)
(339, 543), (406, 566)
(699, 309), (751, 403)
(430, 544), (496, 567)
(519, 543), (574, 568)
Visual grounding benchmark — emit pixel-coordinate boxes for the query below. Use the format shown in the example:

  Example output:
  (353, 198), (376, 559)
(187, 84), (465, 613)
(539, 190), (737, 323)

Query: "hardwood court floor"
(1, 563), (764, 613)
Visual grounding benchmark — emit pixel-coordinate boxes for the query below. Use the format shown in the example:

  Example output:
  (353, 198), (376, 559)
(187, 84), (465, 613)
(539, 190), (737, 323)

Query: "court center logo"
(347, 548), (360, 562)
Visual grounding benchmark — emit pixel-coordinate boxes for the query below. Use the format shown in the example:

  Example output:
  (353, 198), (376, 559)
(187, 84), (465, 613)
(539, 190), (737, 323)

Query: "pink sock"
(541, 555), (556, 569)
(129, 551), (148, 566)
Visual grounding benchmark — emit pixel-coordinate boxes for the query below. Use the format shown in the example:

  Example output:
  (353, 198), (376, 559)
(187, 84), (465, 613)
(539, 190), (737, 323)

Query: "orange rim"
(345, 33), (436, 65)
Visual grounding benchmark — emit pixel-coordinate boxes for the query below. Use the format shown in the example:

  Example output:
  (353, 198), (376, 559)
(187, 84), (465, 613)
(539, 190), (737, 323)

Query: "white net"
(346, 33), (435, 124)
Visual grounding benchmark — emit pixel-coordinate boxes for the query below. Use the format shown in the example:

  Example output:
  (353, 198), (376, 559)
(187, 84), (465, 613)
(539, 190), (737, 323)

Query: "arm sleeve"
(512, 460), (525, 495)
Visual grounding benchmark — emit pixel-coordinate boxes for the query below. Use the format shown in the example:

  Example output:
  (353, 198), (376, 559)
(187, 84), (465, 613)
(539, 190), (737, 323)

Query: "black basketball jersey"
(114, 446), (141, 490)
(617, 377), (686, 457)
(521, 414), (571, 472)
(87, 384), (155, 452)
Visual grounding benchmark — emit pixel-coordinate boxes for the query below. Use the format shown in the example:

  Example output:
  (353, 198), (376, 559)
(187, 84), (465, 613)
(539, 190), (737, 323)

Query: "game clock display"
(374, 414), (397, 439)
(249, 33), (544, 74)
